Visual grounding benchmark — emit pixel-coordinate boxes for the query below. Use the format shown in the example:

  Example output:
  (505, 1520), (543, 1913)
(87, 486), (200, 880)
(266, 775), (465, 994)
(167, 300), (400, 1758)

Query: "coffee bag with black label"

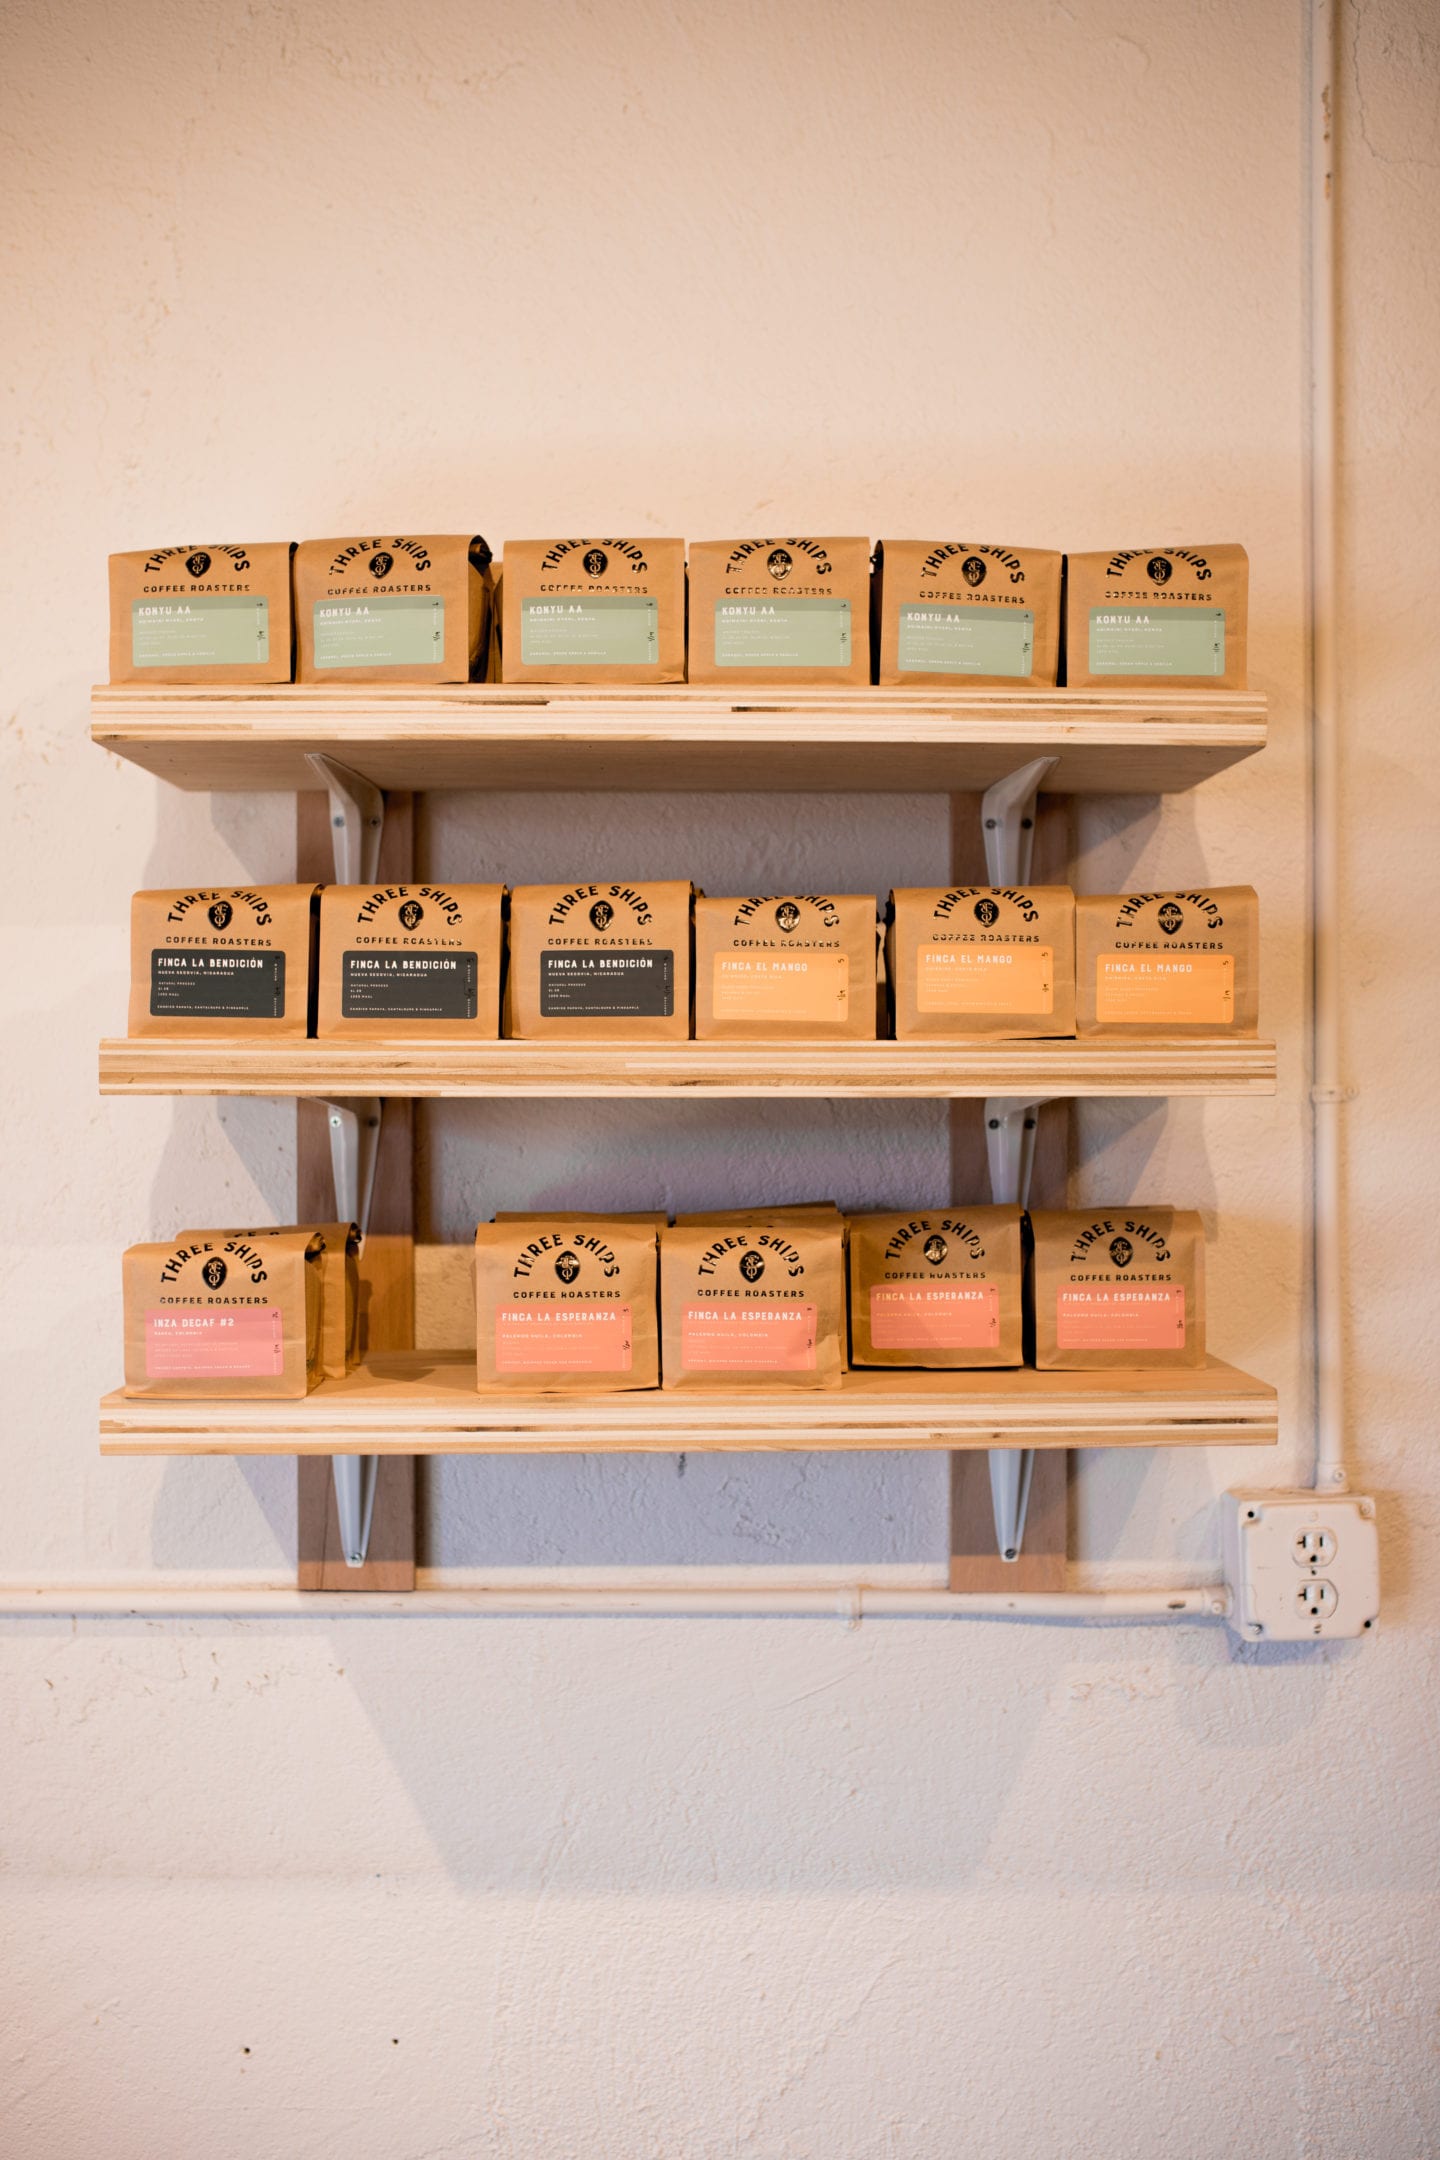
(178, 1221), (359, 1380)
(1065, 546), (1248, 689)
(873, 541), (1062, 688)
(474, 1217), (659, 1391)
(128, 886), (317, 1038)
(694, 894), (878, 1041)
(1076, 887), (1259, 1037)
(316, 884), (505, 1038)
(504, 881), (693, 1041)
(848, 1207), (1024, 1368)
(109, 543), (295, 685)
(1029, 1208), (1206, 1370)
(687, 538), (871, 685)
(499, 538), (686, 683)
(294, 534), (493, 682)
(888, 886), (1076, 1039)
(660, 1216), (846, 1390)
(123, 1229), (323, 1399)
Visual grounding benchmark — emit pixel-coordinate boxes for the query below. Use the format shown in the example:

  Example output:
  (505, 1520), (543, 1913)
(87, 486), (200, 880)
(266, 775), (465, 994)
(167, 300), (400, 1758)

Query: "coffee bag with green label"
(123, 1229), (323, 1399)
(1029, 1207), (1206, 1370)
(316, 884), (505, 1038)
(687, 538), (871, 685)
(694, 894), (878, 1041)
(660, 1216), (846, 1391)
(474, 1217), (659, 1391)
(1076, 887), (1259, 1037)
(108, 543), (295, 685)
(848, 1207), (1024, 1368)
(888, 886), (1076, 1039)
(499, 538), (686, 683)
(1065, 546), (1248, 689)
(178, 1222), (359, 1381)
(504, 881), (693, 1041)
(294, 534), (493, 682)
(128, 886), (317, 1038)
(873, 541), (1062, 687)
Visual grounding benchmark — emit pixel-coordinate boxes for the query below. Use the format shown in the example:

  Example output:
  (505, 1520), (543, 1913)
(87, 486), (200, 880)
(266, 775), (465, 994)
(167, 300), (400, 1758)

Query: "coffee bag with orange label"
(873, 541), (1062, 687)
(316, 884), (505, 1038)
(178, 1221), (359, 1380)
(1029, 1208), (1205, 1370)
(294, 534), (493, 682)
(499, 538), (686, 683)
(1075, 888), (1258, 1036)
(847, 1207), (1024, 1368)
(1065, 546), (1248, 689)
(123, 1230), (323, 1399)
(474, 1217), (659, 1391)
(660, 1216), (846, 1390)
(128, 886), (317, 1038)
(888, 886), (1075, 1039)
(504, 881), (693, 1041)
(694, 894), (877, 1041)
(108, 543), (294, 684)
(687, 538), (871, 685)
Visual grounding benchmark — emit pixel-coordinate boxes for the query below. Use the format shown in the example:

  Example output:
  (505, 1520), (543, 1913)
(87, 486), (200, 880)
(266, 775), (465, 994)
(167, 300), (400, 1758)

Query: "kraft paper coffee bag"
(694, 894), (878, 1041)
(660, 1216), (845, 1390)
(474, 1217), (659, 1391)
(687, 537), (871, 685)
(316, 884), (505, 1038)
(1065, 546), (1248, 688)
(873, 541), (1062, 687)
(1029, 1208), (1206, 1370)
(499, 538), (686, 683)
(848, 1207), (1024, 1368)
(504, 881), (693, 1041)
(888, 886), (1076, 1039)
(123, 1230), (323, 1399)
(294, 534), (493, 682)
(1076, 887), (1259, 1037)
(128, 885), (317, 1038)
(178, 1221), (359, 1380)
(109, 543), (294, 684)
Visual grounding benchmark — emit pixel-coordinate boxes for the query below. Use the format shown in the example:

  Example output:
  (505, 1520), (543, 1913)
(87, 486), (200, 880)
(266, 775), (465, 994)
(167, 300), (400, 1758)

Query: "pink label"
(494, 1304), (632, 1374)
(1056, 1286), (1186, 1349)
(145, 1307), (284, 1379)
(681, 1303), (817, 1372)
(869, 1282), (1000, 1349)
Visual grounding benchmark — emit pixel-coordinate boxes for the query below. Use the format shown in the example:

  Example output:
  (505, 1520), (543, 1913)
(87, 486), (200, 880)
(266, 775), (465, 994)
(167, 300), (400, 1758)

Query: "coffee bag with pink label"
(847, 1207), (1023, 1369)
(178, 1222), (359, 1380)
(109, 543), (295, 684)
(474, 1217), (659, 1392)
(660, 1216), (845, 1391)
(128, 885), (318, 1039)
(123, 1230), (323, 1399)
(1064, 545), (1248, 689)
(1028, 1208), (1205, 1370)
(694, 894), (878, 1041)
(888, 885), (1075, 1039)
(873, 541), (1062, 687)
(316, 884), (505, 1039)
(294, 534), (493, 683)
(1075, 888), (1259, 1037)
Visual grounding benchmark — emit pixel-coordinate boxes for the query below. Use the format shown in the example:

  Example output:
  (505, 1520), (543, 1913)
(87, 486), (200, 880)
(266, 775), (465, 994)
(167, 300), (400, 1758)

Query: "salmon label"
(1056, 1286), (1186, 1349)
(1095, 953), (1234, 1025)
(712, 952), (849, 1023)
(494, 1304), (632, 1373)
(681, 1303), (817, 1371)
(145, 1307), (284, 1378)
(917, 943), (1053, 1014)
(869, 1283), (1000, 1349)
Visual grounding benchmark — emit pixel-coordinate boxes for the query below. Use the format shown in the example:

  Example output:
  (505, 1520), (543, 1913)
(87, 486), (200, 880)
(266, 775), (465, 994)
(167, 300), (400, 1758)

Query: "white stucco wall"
(3, 2), (1436, 2152)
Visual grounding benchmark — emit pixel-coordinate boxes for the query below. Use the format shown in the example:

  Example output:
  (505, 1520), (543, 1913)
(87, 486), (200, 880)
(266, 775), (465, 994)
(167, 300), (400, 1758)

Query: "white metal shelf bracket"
(331, 1454), (380, 1571)
(306, 751), (387, 886)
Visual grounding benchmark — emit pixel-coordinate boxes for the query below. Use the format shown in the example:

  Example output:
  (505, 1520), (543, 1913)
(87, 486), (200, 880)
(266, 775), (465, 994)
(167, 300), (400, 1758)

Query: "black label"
(341, 951), (477, 1020)
(540, 949), (673, 1018)
(150, 949), (285, 1018)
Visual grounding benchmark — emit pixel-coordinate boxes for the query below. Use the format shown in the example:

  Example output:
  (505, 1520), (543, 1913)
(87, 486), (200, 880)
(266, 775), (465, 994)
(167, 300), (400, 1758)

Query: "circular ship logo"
(1146, 556), (1173, 585)
(368, 551), (394, 579)
(962, 555), (987, 587)
(767, 549), (793, 581)
(202, 1257), (228, 1289)
(398, 900), (424, 931)
(185, 551), (212, 579)
(583, 549), (609, 577)
(739, 1251), (766, 1283)
(207, 900), (233, 930)
(973, 898), (1000, 927)
(554, 1251), (581, 1284)
(774, 902), (801, 933)
(1158, 901), (1184, 935)
(589, 900), (614, 931)
(1108, 1237), (1134, 1268)
(923, 1234), (949, 1266)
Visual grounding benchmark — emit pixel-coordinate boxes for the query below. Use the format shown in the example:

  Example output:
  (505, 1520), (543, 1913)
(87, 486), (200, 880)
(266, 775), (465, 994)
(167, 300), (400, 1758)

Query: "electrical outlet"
(1222, 1489), (1380, 1642)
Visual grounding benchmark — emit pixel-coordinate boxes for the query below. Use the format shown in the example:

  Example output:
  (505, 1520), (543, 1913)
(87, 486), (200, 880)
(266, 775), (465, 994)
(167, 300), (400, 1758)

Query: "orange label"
(1095, 953), (1234, 1025)
(681, 1302), (817, 1371)
(712, 952), (849, 1023)
(869, 1283), (1000, 1349)
(1056, 1286), (1185, 1350)
(917, 943), (1053, 1015)
(494, 1303), (632, 1373)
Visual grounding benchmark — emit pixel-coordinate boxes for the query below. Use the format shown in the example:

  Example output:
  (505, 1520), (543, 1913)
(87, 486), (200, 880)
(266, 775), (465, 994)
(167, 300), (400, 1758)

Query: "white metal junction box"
(1222, 1489), (1380, 1641)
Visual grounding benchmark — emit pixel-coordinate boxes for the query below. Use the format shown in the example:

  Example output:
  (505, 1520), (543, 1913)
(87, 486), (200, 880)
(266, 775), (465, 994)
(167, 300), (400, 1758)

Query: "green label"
(312, 595), (444, 669)
(131, 595), (269, 668)
(713, 597), (851, 669)
(898, 604), (1033, 677)
(1088, 607), (1226, 677)
(521, 594), (658, 666)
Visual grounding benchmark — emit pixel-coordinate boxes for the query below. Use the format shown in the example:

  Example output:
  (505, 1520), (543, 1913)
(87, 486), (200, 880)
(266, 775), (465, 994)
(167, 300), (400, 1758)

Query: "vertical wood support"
(947, 787), (1072, 1592)
(295, 788), (417, 1591)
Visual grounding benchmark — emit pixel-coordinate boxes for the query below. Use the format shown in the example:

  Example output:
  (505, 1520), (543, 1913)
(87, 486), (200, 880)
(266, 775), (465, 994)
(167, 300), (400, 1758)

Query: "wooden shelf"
(90, 683), (1267, 795)
(100, 1352), (1278, 1456)
(98, 1035), (1277, 1099)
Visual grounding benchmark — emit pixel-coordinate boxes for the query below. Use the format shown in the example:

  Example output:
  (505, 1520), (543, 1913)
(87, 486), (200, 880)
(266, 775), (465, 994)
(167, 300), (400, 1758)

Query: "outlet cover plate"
(1222, 1489), (1380, 1641)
